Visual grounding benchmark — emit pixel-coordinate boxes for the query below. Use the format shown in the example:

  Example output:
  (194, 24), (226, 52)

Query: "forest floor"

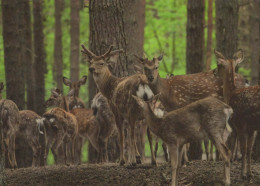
(4, 160), (260, 186)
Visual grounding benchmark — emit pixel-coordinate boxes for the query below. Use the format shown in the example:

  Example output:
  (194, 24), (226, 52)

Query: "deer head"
(45, 88), (74, 108)
(81, 45), (123, 82)
(63, 75), (87, 97)
(134, 55), (163, 84)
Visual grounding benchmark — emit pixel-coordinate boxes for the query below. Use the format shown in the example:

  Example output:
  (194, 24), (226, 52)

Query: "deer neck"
(95, 71), (119, 100)
(223, 63), (236, 104)
(60, 96), (69, 112)
(149, 76), (169, 95)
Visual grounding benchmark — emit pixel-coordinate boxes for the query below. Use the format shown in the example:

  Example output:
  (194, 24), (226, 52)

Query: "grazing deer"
(91, 92), (117, 162)
(18, 110), (45, 167)
(0, 83), (20, 169)
(44, 89), (78, 165)
(133, 95), (232, 186)
(82, 45), (154, 166)
(63, 75), (87, 110)
(215, 49), (260, 179)
(134, 54), (246, 161)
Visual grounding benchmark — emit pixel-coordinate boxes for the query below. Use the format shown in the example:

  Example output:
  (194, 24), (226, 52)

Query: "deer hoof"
(119, 159), (125, 166)
(151, 160), (157, 166)
(136, 156), (142, 164)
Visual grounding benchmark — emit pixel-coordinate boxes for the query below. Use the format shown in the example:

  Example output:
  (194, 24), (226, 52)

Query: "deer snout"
(89, 67), (95, 73)
(148, 76), (154, 82)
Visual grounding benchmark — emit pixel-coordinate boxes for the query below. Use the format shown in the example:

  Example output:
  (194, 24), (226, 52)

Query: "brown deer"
(63, 75), (87, 110)
(18, 110), (45, 167)
(214, 49), (260, 179)
(82, 45), (154, 166)
(134, 54), (246, 161)
(133, 95), (232, 186)
(0, 83), (20, 169)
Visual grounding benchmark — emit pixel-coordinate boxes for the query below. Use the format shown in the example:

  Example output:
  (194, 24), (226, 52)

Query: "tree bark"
(216, 0), (238, 58)
(186, 0), (205, 74)
(54, 0), (64, 92)
(186, 0), (205, 160)
(88, 0), (145, 162)
(205, 0), (213, 71)
(2, 0), (25, 110)
(70, 0), (80, 82)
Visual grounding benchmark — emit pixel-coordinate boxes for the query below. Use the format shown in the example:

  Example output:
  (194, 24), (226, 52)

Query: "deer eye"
(155, 66), (158, 70)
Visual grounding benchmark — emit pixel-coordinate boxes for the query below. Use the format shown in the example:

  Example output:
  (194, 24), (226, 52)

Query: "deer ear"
(133, 55), (146, 66)
(79, 75), (87, 85)
(0, 82), (4, 91)
(214, 49), (227, 65)
(63, 77), (71, 86)
(67, 89), (75, 97)
(157, 55), (163, 61)
(51, 88), (60, 97)
(132, 95), (144, 108)
(233, 49), (244, 65)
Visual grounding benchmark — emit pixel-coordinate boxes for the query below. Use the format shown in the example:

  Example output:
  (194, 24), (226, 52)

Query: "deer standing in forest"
(82, 45), (154, 166)
(63, 75), (87, 110)
(44, 89), (78, 165)
(0, 82), (20, 169)
(133, 95), (232, 186)
(134, 54), (246, 161)
(215, 49), (260, 179)
(17, 110), (45, 167)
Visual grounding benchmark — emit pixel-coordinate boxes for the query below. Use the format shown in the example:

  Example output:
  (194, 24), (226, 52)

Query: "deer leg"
(11, 135), (17, 168)
(204, 140), (209, 161)
(162, 142), (169, 162)
(168, 144), (179, 186)
(147, 128), (156, 166)
(213, 139), (231, 186)
(154, 138), (158, 158)
(51, 139), (64, 165)
(129, 124), (137, 165)
(209, 141), (214, 161)
(237, 129), (247, 179)
(246, 130), (256, 179)
(118, 125), (125, 166)
(133, 125), (141, 165)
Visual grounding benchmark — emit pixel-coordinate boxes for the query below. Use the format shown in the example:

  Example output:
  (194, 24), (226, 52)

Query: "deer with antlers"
(81, 45), (155, 166)
(63, 75), (87, 110)
(215, 49), (260, 179)
(134, 54), (247, 161)
(0, 82), (20, 169)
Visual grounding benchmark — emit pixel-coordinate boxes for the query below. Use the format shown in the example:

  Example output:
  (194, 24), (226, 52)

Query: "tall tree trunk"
(88, 0), (145, 162)
(186, 0), (205, 74)
(2, 0), (25, 110)
(70, 0), (80, 82)
(205, 0), (213, 71)
(186, 0), (205, 160)
(216, 0), (238, 58)
(33, 0), (46, 166)
(54, 0), (63, 92)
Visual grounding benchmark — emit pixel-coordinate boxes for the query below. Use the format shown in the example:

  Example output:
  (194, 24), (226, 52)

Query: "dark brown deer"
(134, 54), (246, 161)
(82, 45), (154, 166)
(133, 95), (232, 186)
(18, 110), (45, 167)
(214, 49), (260, 179)
(63, 75), (87, 110)
(0, 83), (20, 168)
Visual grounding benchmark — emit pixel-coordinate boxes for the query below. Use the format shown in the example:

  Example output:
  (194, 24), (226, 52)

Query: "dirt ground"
(4, 160), (260, 186)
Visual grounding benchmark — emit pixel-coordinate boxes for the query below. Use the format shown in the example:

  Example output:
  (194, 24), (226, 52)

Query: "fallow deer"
(215, 49), (260, 179)
(81, 45), (154, 166)
(18, 110), (45, 167)
(134, 54), (246, 161)
(63, 75), (87, 110)
(133, 95), (232, 186)
(44, 89), (78, 165)
(0, 83), (20, 169)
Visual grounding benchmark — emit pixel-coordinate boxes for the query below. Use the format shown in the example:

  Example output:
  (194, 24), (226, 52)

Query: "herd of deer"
(0, 44), (259, 186)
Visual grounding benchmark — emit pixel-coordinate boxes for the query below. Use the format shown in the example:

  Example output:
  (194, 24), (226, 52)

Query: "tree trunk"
(186, 0), (205, 74)
(2, 0), (25, 110)
(54, 0), (63, 92)
(186, 0), (205, 160)
(70, 0), (80, 82)
(33, 0), (46, 166)
(216, 0), (238, 58)
(88, 0), (145, 162)
(205, 0), (213, 71)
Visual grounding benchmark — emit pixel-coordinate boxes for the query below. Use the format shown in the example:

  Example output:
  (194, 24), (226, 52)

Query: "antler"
(81, 44), (96, 57)
(133, 54), (147, 65)
(102, 45), (114, 58)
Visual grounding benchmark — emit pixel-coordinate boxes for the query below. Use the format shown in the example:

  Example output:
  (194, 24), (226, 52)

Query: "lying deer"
(134, 54), (246, 161)
(44, 89), (78, 165)
(0, 82), (20, 168)
(215, 49), (260, 179)
(133, 95), (232, 186)
(63, 75), (87, 110)
(18, 110), (45, 166)
(82, 45), (154, 166)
